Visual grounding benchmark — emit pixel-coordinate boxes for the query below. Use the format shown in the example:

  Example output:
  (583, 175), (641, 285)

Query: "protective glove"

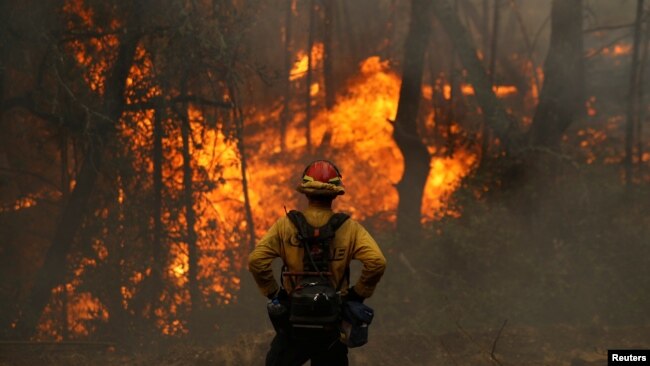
(267, 288), (289, 317)
(346, 286), (365, 303)
(267, 288), (289, 302)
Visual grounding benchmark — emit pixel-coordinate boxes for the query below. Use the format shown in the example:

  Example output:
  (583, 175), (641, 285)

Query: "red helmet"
(301, 160), (343, 186)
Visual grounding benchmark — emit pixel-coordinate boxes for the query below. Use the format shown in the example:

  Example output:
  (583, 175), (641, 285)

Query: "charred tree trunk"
(323, 0), (335, 110)
(281, 0), (292, 151)
(526, 0), (584, 249)
(529, 0), (584, 148)
(508, 0), (541, 91)
(180, 104), (200, 333)
(394, 0), (432, 244)
(483, 0), (490, 56)
(481, 0), (500, 160)
(229, 84), (256, 252)
(441, 1), (461, 157)
(59, 128), (70, 340)
(227, 83), (260, 331)
(488, 0), (500, 84)
(338, 0), (358, 63)
(432, 0), (518, 153)
(636, 7), (650, 169)
(447, 63), (459, 157)
(624, 0), (644, 186)
(305, 0), (315, 153)
(16, 6), (141, 337)
(151, 107), (164, 314)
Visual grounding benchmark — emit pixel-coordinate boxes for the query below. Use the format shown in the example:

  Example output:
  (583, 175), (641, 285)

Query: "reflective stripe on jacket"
(248, 204), (386, 299)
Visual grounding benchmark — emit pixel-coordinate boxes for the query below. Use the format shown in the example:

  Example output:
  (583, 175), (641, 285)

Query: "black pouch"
(289, 280), (341, 341)
(340, 301), (374, 348)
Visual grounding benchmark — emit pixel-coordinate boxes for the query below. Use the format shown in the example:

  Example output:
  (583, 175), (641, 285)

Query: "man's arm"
(350, 222), (387, 299)
(248, 220), (283, 298)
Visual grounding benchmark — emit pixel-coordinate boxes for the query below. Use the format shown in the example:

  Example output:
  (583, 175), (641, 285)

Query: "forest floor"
(1, 324), (649, 365)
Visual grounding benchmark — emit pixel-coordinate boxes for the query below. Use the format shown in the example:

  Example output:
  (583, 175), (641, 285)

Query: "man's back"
(248, 203), (386, 298)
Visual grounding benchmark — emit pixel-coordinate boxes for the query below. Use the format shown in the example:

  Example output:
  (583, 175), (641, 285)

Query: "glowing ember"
(0, 196), (37, 213)
(586, 96), (597, 117)
(587, 42), (633, 59)
(441, 83), (517, 99)
(422, 85), (433, 100)
(606, 43), (632, 57)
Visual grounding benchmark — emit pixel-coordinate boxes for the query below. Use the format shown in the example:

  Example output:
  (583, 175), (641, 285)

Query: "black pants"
(265, 330), (348, 366)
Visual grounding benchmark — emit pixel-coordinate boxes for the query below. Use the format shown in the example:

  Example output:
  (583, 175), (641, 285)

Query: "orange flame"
(290, 42), (324, 81)
(43, 0), (478, 338)
(63, 0), (119, 94)
(248, 56), (476, 226)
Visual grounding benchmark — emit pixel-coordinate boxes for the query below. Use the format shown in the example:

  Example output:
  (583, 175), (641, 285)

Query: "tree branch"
(490, 319), (507, 366)
(123, 95), (233, 111)
(2, 94), (62, 126)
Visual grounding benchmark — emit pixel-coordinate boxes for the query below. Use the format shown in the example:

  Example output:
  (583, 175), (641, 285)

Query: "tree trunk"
(482, 0), (490, 56)
(16, 7), (141, 337)
(529, 0), (584, 148)
(526, 0), (584, 248)
(338, 0), (358, 63)
(305, 0), (315, 153)
(488, 0), (500, 84)
(280, 0), (292, 151)
(480, 0), (500, 160)
(508, 0), (541, 92)
(636, 7), (650, 170)
(151, 107), (164, 314)
(432, 0), (518, 153)
(624, 0), (644, 186)
(323, 0), (335, 110)
(229, 84), (256, 253)
(447, 62), (459, 157)
(59, 128), (69, 340)
(394, 0), (432, 244)
(180, 103), (200, 333)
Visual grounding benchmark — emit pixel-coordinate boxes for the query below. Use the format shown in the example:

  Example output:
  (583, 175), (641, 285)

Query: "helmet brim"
(296, 181), (345, 196)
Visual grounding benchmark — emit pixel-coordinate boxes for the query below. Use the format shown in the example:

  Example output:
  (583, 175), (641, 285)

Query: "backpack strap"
(326, 213), (350, 232)
(286, 210), (313, 240)
(285, 211), (350, 240)
(286, 210), (350, 275)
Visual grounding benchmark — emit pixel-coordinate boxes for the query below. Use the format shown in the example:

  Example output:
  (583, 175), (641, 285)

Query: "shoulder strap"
(286, 210), (313, 240)
(286, 211), (349, 238)
(326, 213), (350, 231)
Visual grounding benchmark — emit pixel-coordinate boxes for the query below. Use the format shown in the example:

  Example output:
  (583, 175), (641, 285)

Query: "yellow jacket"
(248, 203), (386, 299)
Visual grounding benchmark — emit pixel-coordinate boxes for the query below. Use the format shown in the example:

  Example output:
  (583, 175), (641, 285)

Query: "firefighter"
(248, 160), (387, 366)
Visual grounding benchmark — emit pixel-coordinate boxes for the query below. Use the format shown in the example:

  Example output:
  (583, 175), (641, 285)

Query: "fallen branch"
(490, 319), (508, 366)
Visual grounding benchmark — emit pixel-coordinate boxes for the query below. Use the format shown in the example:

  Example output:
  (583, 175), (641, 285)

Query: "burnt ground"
(1, 325), (649, 365)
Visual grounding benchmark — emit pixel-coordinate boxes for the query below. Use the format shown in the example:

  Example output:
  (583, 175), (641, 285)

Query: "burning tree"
(0, 0), (649, 359)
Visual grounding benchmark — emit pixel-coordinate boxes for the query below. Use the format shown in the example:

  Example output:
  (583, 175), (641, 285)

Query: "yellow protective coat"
(248, 204), (386, 299)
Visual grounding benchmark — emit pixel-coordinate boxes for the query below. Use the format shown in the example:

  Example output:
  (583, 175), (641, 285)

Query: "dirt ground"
(1, 325), (649, 365)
